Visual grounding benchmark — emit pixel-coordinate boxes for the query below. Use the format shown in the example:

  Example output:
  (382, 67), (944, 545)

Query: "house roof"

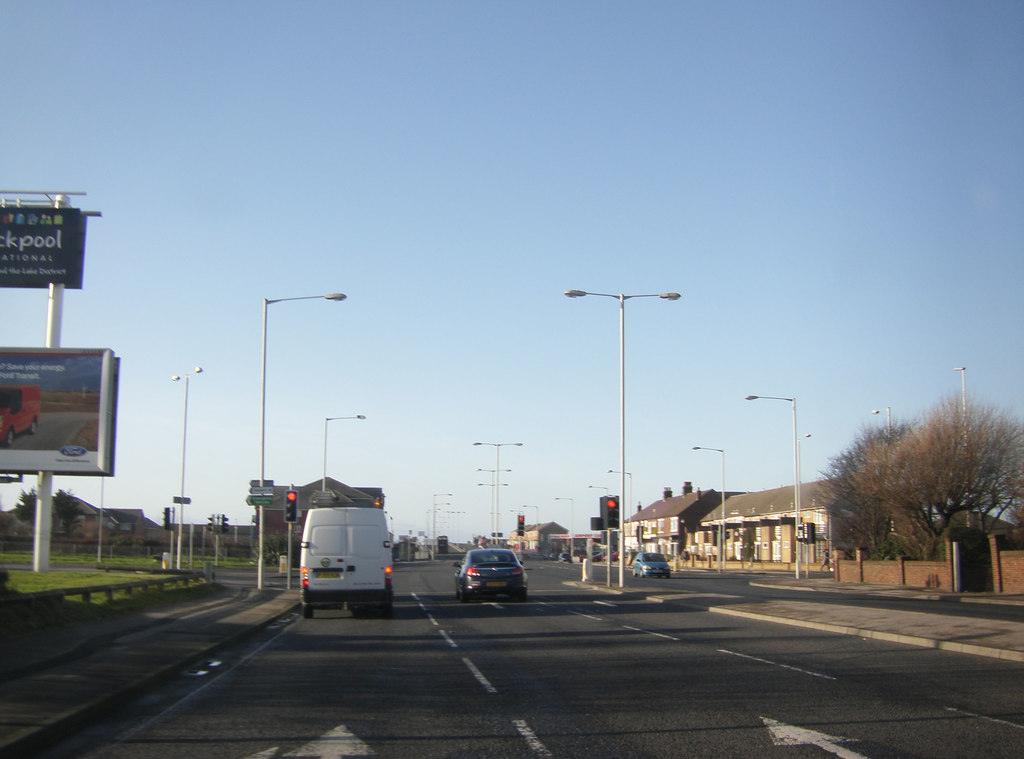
(715, 480), (832, 521)
(627, 490), (726, 525)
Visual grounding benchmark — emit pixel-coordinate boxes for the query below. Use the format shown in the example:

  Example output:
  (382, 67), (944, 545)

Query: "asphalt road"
(39, 560), (1024, 759)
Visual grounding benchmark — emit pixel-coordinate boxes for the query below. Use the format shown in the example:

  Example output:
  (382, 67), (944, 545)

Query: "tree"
(13, 489), (36, 524)
(885, 397), (1024, 559)
(825, 397), (1024, 560)
(52, 489), (84, 535)
(823, 422), (911, 557)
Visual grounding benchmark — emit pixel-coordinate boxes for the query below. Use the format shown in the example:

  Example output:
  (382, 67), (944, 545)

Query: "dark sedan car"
(454, 549), (528, 602)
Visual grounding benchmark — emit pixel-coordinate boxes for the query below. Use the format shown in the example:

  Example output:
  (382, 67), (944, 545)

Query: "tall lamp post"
(432, 493), (452, 559)
(172, 367), (202, 569)
(745, 394), (802, 579)
(259, 293), (346, 589)
(555, 497), (574, 559)
(322, 415), (366, 490)
(566, 289), (681, 587)
(692, 446), (726, 573)
(473, 442), (522, 544)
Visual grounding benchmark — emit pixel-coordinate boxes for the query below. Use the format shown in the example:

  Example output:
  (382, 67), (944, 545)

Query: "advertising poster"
(0, 207), (86, 288)
(0, 348), (118, 475)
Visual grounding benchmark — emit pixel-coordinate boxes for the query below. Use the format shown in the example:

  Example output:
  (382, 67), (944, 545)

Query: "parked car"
(633, 552), (671, 578)
(454, 548), (528, 602)
(558, 552), (571, 562)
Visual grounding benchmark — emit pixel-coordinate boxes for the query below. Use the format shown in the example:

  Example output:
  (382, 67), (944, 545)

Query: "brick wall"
(903, 561), (950, 590)
(990, 535), (1024, 594)
(836, 549), (952, 590)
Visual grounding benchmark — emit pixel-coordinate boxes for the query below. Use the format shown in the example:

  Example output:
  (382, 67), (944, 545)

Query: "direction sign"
(250, 479), (274, 488)
(172, 496), (192, 505)
(246, 495), (274, 506)
(248, 486), (275, 496)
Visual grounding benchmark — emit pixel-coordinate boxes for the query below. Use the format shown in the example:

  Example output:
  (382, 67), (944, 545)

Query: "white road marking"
(513, 719), (553, 757)
(282, 723), (373, 757)
(439, 630), (458, 648)
(761, 717), (867, 759)
(593, 600), (616, 607)
(719, 649), (835, 680)
(945, 706), (1024, 730)
(463, 656), (498, 694)
(568, 609), (603, 621)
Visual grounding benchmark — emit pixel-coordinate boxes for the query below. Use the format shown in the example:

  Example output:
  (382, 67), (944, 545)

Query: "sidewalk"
(645, 575), (1024, 663)
(0, 583), (299, 759)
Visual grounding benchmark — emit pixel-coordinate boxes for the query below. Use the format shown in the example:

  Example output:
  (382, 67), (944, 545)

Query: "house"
(693, 480), (834, 568)
(509, 521), (568, 554)
(625, 483), (730, 558)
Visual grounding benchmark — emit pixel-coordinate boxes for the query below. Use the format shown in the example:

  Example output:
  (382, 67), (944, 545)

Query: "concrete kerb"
(566, 579), (1024, 664)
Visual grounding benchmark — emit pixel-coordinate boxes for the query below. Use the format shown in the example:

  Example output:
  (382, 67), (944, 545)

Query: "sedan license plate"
(317, 570), (341, 578)
(486, 581), (506, 587)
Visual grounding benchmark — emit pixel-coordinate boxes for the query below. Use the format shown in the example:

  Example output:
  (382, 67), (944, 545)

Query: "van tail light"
(301, 567), (309, 587)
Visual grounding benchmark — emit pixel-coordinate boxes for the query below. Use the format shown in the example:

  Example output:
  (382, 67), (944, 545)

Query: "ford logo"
(60, 446), (88, 457)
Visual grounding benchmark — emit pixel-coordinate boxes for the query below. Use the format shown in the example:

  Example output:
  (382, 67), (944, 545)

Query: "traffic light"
(517, 514), (525, 536)
(221, 514), (229, 534)
(163, 507), (171, 530)
(600, 495), (620, 529)
(284, 490), (298, 523)
(208, 515), (216, 531)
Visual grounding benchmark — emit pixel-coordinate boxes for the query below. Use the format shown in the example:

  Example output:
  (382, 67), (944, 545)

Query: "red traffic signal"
(600, 495), (620, 529)
(284, 490), (298, 523)
(517, 514), (525, 536)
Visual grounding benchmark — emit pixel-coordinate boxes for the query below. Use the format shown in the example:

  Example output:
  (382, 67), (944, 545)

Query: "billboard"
(0, 348), (118, 475)
(0, 207), (86, 288)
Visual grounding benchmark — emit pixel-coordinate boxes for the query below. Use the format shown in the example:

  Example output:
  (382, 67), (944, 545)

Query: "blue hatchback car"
(632, 552), (671, 578)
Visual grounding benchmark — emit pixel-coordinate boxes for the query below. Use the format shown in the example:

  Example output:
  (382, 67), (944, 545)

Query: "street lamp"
(555, 497), (574, 559)
(692, 446), (725, 573)
(871, 407), (892, 437)
(745, 394), (802, 579)
(473, 442), (522, 544)
(432, 493), (452, 559)
(322, 415), (366, 490)
(566, 288), (681, 587)
(171, 366), (202, 570)
(954, 366), (967, 418)
(258, 293), (346, 589)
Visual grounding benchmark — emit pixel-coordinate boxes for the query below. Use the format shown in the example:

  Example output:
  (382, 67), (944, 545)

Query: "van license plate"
(317, 570), (341, 578)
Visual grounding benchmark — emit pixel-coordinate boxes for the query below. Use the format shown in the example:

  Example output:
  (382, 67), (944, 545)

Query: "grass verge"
(0, 570), (221, 638)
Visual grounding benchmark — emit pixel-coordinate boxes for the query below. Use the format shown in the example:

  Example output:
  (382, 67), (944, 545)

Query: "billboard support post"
(32, 196), (69, 572)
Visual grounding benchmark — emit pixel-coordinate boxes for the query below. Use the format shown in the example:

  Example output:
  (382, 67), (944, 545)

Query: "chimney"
(683, 481), (693, 495)
(663, 487), (673, 500)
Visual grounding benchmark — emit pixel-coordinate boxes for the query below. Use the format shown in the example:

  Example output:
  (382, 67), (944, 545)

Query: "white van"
(300, 505), (393, 618)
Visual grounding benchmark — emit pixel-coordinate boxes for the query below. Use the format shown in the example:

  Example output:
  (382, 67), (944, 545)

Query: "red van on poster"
(0, 384), (41, 446)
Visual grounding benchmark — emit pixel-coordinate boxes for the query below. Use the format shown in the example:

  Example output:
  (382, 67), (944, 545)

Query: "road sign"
(250, 479), (274, 488)
(172, 496), (191, 505)
(248, 486), (275, 496)
(246, 495), (274, 506)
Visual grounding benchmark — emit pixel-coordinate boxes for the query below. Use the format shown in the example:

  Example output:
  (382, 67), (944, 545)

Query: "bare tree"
(884, 397), (1024, 558)
(823, 423), (911, 557)
(825, 397), (1024, 560)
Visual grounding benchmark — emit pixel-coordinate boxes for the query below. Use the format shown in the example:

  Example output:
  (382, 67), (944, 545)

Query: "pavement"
(1, 572), (1023, 758)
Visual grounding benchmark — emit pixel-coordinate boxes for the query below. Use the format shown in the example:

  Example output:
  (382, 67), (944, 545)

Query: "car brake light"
(466, 567), (481, 577)
(511, 567), (523, 576)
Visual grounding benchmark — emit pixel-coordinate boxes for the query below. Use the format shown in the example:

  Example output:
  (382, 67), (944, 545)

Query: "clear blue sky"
(2, 1), (1021, 542)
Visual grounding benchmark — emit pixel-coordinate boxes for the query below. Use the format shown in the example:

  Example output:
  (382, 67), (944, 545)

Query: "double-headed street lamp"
(565, 289), (681, 587)
(692, 446), (725, 573)
(258, 293), (346, 589)
(745, 394), (802, 579)
(322, 415), (366, 490)
(172, 367), (202, 569)
(473, 442), (522, 544)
